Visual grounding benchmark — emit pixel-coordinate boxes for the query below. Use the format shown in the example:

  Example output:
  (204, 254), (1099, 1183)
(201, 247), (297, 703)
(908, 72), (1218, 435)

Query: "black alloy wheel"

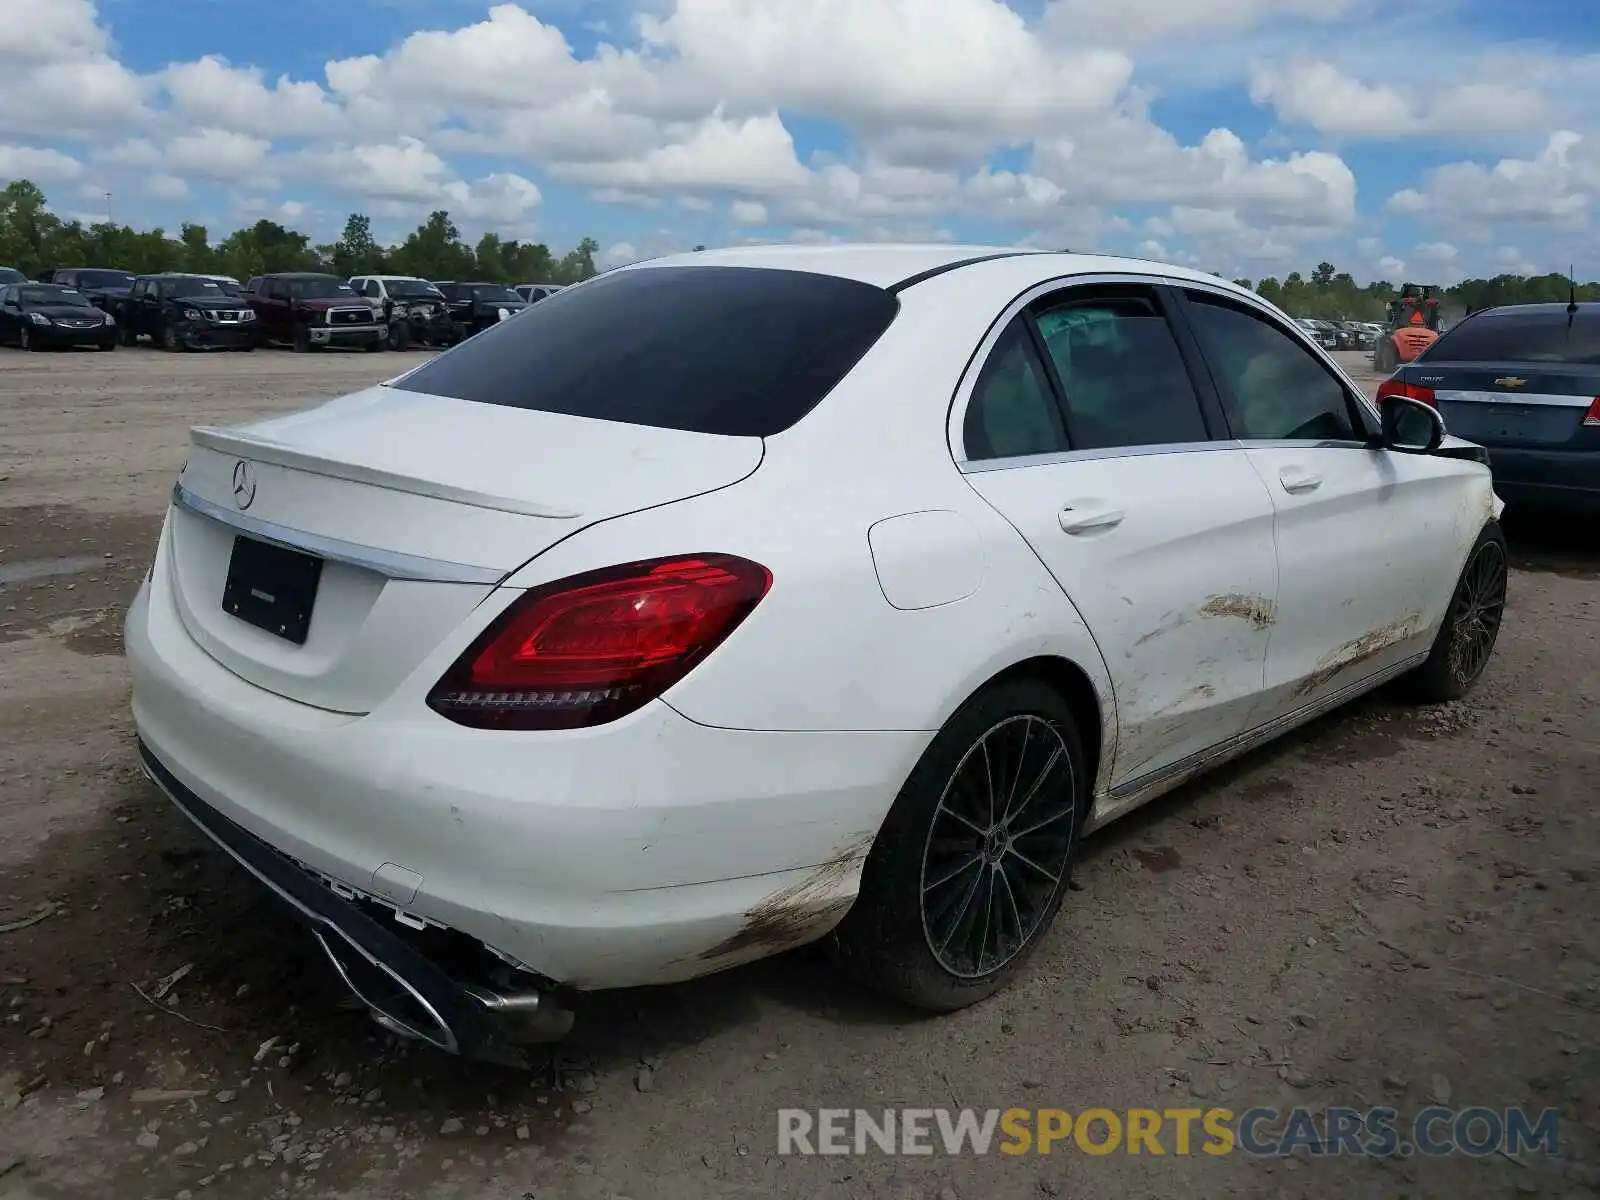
(919, 714), (1079, 979)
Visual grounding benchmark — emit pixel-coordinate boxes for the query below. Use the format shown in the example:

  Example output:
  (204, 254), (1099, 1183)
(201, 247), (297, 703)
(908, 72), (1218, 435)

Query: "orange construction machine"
(1372, 283), (1442, 371)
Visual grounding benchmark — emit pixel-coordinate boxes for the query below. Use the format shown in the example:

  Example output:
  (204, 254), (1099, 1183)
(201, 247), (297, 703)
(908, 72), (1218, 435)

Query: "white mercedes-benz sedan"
(127, 245), (1508, 1064)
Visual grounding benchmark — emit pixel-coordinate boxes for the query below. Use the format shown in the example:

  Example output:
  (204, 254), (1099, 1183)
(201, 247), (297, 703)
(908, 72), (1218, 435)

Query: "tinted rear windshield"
(395, 265), (901, 437)
(1423, 309), (1600, 365)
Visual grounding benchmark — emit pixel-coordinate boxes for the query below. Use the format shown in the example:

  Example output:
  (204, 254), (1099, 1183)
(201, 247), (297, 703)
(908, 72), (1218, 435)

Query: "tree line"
(0, 180), (601, 285)
(1230, 261), (1600, 322)
(4, 179), (1595, 310)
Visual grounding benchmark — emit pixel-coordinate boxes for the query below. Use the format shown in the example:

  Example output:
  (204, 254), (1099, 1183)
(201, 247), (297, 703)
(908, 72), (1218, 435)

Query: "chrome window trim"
(961, 439), (1239, 474)
(171, 482), (506, 585)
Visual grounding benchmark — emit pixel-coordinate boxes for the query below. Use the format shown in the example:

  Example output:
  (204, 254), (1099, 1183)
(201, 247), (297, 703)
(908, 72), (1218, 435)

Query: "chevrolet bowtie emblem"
(1494, 376), (1527, 388)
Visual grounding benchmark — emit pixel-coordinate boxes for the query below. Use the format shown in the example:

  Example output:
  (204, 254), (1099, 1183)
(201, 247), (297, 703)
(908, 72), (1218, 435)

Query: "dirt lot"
(1, 347), (1597, 1200)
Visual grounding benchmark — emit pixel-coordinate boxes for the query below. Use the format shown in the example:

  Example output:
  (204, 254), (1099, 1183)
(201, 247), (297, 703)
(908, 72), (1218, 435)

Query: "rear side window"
(963, 318), (1069, 461)
(1032, 289), (1210, 449)
(1423, 310), (1600, 365)
(396, 265), (901, 437)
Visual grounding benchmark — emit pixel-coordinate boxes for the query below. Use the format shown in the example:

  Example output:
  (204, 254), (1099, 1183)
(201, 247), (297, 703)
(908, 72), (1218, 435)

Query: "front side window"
(963, 318), (1069, 461)
(1032, 288), (1210, 450)
(1184, 293), (1361, 442)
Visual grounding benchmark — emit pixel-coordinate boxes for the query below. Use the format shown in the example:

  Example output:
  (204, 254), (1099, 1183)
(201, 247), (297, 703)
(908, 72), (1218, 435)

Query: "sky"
(1, 0), (1597, 282)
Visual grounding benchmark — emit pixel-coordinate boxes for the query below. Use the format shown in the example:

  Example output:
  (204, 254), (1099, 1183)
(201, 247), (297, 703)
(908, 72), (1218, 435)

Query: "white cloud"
(730, 199), (767, 224)
(1041, 0), (1362, 48)
(1249, 58), (1549, 139)
(640, 0), (1133, 144)
(164, 129), (273, 182)
(1387, 131), (1595, 232)
(550, 112), (810, 193)
(1378, 255), (1406, 277)
(161, 56), (339, 139)
(145, 173), (190, 200)
(0, 0), (108, 64)
(0, 145), (85, 183)
(600, 241), (641, 268)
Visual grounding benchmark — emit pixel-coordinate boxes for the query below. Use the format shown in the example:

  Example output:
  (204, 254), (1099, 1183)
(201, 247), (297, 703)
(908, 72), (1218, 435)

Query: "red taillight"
(1375, 378), (1436, 407)
(427, 554), (772, 730)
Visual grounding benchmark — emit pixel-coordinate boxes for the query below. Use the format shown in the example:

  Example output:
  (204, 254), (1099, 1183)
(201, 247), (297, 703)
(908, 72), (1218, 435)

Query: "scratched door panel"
(1240, 444), (1479, 711)
(964, 448), (1280, 786)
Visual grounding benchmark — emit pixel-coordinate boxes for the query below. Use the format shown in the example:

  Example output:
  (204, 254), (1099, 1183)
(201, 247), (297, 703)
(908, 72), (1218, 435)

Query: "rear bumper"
(1485, 446), (1600, 511)
(124, 543), (918, 990)
(140, 741), (568, 1065)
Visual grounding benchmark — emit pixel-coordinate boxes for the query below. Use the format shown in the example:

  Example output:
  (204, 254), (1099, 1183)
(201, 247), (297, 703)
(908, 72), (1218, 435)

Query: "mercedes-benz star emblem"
(232, 460), (257, 510)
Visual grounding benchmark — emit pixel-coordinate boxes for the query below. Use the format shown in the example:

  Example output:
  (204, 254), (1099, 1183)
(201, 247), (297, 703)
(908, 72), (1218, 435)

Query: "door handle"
(1058, 504), (1125, 534)
(1278, 467), (1323, 494)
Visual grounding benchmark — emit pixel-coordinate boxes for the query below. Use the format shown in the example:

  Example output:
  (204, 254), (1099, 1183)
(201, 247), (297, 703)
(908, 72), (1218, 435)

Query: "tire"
(100, 339), (116, 352)
(162, 325), (183, 352)
(830, 678), (1088, 1012)
(386, 320), (409, 351)
(1397, 521), (1508, 704)
(119, 324), (136, 347)
(292, 325), (313, 353)
(20, 326), (39, 352)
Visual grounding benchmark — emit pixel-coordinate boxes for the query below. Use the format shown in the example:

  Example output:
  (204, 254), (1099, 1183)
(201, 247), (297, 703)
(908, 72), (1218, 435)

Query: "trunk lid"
(1404, 362), (1600, 447)
(165, 386), (764, 713)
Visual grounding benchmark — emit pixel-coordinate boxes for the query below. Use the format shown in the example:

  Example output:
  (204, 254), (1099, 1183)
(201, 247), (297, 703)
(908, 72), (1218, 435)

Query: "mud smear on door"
(1295, 613), (1422, 698)
(1199, 593), (1277, 630)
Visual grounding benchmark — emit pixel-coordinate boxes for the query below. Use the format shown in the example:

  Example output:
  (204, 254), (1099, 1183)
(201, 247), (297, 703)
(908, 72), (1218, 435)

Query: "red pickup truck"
(245, 273), (386, 352)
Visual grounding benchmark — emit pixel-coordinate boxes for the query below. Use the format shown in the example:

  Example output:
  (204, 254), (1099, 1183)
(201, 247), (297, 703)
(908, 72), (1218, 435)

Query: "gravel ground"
(1, 346), (1597, 1200)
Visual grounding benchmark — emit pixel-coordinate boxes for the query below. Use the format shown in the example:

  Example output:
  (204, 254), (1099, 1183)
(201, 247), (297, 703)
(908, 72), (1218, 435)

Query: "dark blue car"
(1378, 301), (1600, 513)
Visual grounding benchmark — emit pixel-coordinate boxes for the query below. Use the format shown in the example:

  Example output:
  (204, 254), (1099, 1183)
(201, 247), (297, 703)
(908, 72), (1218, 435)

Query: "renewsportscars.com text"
(776, 1106), (1560, 1158)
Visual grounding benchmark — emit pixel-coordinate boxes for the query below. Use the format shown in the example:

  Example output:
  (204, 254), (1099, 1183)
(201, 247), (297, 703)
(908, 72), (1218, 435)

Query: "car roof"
(268, 272), (343, 280)
(620, 243), (1263, 299)
(360, 274), (433, 281)
(1466, 302), (1598, 318)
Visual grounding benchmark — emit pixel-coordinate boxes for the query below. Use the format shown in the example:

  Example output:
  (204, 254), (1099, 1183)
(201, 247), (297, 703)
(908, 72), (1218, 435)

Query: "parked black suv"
(41, 268), (135, 312)
(434, 281), (528, 342)
(118, 274), (259, 350)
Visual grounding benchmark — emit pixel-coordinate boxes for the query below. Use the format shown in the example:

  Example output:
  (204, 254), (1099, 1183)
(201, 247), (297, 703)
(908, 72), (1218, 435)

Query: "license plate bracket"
(222, 535), (322, 645)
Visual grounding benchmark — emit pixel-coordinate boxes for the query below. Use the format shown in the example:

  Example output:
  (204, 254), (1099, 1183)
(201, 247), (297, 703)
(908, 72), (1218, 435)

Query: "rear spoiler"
(188, 425), (584, 520)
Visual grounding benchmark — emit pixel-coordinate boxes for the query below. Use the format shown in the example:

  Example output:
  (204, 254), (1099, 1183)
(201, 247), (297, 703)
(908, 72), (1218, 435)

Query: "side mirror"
(1380, 395), (1446, 453)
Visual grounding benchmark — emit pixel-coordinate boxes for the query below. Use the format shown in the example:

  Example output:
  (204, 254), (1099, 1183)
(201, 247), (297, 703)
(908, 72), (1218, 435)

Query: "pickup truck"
(245, 273), (386, 351)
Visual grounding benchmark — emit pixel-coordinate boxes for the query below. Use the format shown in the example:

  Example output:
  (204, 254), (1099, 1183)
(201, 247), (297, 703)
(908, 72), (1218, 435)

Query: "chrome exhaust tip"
(463, 984), (576, 1045)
